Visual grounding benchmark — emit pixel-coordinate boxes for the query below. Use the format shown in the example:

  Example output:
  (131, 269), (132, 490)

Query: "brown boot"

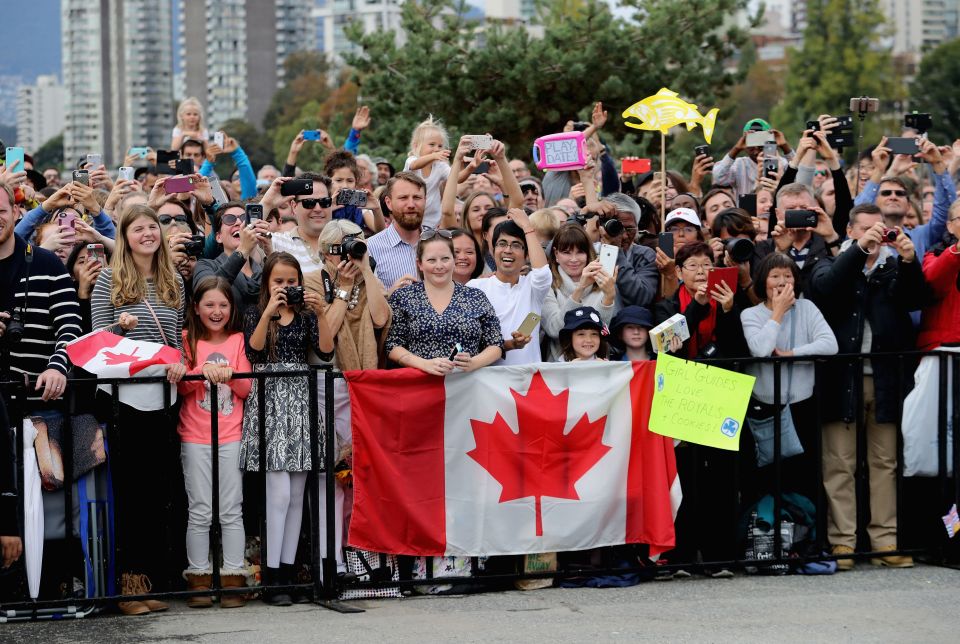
(220, 571), (249, 609)
(184, 571), (214, 608)
(135, 574), (169, 612)
(870, 545), (914, 568)
(118, 572), (150, 616)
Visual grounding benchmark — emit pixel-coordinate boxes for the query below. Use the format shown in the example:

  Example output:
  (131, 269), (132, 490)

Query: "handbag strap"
(141, 298), (170, 347)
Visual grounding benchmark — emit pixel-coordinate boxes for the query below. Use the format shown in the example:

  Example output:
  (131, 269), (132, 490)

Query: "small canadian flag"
(66, 330), (182, 411)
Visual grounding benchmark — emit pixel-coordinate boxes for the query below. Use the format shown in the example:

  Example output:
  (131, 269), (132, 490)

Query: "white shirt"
(467, 265), (552, 365)
(404, 156), (450, 230)
(271, 228), (324, 275)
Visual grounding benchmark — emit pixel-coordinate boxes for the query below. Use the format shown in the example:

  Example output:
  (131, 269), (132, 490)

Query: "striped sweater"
(90, 268), (185, 351)
(0, 236), (82, 408)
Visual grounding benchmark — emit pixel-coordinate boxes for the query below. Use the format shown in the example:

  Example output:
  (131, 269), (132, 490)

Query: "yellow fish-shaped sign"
(622, 88), (719, 144)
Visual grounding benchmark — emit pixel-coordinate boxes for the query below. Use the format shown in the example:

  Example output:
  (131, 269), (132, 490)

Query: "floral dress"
(239, 305), (333, 472)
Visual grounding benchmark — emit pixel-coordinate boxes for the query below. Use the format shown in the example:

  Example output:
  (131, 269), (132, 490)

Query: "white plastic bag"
(901, 349), (959, 477)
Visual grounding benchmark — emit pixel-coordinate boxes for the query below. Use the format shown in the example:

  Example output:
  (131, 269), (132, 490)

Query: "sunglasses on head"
(879, 189), (907, 197)
(521, 185), (539, 195)
(297, 196), (332, 209)
(159, 214), (188, 225)
(419, 228), (454, 241)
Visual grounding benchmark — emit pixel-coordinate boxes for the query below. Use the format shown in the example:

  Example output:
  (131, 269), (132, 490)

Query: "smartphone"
(694, 145), (711, 159)
(784, 209), (817, 228)
(745, 131), (774, 147)
(762, 141), (778, 159)
(118, 166), (135, 181)
(213, 131), (225, 148)
(738, 194), (757, 217)
(707, 266), (739, 293)
(598, 243), (618, 275)
(86, 153), (102, 169)
(58, 210), (77, 242)
(280, 178), (314, 197)
(468, 134), (493, 150)
(245, 203), (264, 224)
(336, 188), (367, 207)
(164, 176), (195, 194)
(157, 149), (178, 175)
(86, 243), (105, 265)
(302, 130), (321, 141)
(174, 159), (194, 175)
(658, 231), (674, 259)
(621, 158), (652, 174)
(886, 137), (921, 156)
(128, 146), (149, 159)
(72, 169), (90, 186)
(449, 342), (463, 361)
(5, 147), (24, 172)
(208, 175), (228, 205)
(515, 312), (542, 337)
(472, 161), (490, 175)
(904, 113), (932, 132)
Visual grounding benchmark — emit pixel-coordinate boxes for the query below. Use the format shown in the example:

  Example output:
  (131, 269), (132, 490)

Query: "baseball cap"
(664, 208), (701, 229)
(742, 118), (772, 133)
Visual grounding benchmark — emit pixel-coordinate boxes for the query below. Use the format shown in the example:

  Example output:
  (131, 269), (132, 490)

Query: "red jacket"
(918, 247), (960, 350)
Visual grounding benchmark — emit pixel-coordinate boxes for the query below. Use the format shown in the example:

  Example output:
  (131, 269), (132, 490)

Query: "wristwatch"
(334, 288), (350, 302)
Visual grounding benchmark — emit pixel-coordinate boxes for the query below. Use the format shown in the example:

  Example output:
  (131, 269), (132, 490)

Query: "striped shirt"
(270, 228), (325, 274)
(0, 236), (82, 407)
(90, 268), (185, 351)
(367, 224), (418, 291)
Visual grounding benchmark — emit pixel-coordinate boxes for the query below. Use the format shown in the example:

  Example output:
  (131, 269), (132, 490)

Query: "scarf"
(678, 284), (717, 358)
(304, 264), (391, 371)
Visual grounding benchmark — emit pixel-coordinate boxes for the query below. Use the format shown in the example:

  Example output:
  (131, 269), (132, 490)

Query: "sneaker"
(870, 545), (914, 568)
(831, 545), (855, 571)
(707, 568), (734, 579)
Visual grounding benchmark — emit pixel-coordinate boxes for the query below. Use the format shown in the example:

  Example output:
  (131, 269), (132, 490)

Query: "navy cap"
(610, 306), (653, 348)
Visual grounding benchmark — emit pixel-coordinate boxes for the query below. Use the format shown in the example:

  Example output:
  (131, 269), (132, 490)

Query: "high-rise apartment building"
(62, 0), (174, 166)
(313, 0), (404, 62)
(16, 75), (65, 153)
(179, 0), (313, 130)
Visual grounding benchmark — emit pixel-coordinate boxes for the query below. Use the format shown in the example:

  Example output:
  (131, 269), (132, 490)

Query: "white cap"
(664, 208), (701, 229)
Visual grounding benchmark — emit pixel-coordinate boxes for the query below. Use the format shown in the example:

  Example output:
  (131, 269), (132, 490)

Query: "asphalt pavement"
(2, 564), (957, 643)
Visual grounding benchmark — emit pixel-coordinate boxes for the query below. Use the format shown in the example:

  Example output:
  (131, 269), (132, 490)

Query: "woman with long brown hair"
(90, 203), (187, 615)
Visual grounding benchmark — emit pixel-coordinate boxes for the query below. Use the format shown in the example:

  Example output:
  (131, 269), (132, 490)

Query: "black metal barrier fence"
(0, 350), (958, 620)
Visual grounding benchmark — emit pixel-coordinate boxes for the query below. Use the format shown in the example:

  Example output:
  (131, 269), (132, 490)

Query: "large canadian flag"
(66, 330), (182, 411)
(345, 361), (681, 557)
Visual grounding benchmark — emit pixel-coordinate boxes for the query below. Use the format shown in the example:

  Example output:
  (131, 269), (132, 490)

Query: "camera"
(3, 310), (24, 344)
(882, 228), (899, 243)
(183, 235), (205, 258)
(284, 286), (305, 305)
(904, 112), (932, 134)
(599, 215), (624, 237)
(329, 233), (367, 261)
(725, 238), (755, 263)
(335, 189), (367, 207)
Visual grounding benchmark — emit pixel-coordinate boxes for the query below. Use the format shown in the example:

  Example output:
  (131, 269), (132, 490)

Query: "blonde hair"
(176, 97), (206, 132)
(529, 208), (560, 241)
(110, 204), (182, 309)
(409, 115), (449, 157)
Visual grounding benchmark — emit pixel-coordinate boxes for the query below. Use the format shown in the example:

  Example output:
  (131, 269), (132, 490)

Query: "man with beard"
(262, 172), (333, 275)
(367, 172), (428, 293)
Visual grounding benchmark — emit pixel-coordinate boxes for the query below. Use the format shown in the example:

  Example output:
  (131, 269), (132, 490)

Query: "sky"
(2, 0), (61, 80)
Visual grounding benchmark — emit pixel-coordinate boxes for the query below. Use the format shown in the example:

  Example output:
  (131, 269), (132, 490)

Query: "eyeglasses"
(879, 189), (907, 197)
(670, 225), (699, 236)
(158, 214), (188, 225)
(521, 185), (540, 195)
(420, 228), (454, 241)
(681, 262), (713, 273)
(297, 197), (332, 209)
(221, 214), (243, 226)
(949, 216), (960, 223)
(495, 240), (526, 251)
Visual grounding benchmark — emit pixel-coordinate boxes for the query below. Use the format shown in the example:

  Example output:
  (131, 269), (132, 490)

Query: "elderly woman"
(541, 224), (618, 361)
(387, 230), (503, 374)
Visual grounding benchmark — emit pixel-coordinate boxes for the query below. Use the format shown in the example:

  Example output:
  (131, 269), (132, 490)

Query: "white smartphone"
(599, 243), (618, 276)
(208, 175), (228, 205)
(214, 131), (225, 148)
(745, 131), (774, 148)
(86, 153), (102, 169)
(118, 166), (135, 181)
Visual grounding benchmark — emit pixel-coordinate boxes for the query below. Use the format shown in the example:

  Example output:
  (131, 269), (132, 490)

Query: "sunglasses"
(879, 189), (907, 197)
(297, 197), (332, 209)
(419, 228), (454, 241)
(158, 214), (188, 225)
(220, 214), (244, 226)
(814, 169), (828, 177)
(521, 185), (540, 195)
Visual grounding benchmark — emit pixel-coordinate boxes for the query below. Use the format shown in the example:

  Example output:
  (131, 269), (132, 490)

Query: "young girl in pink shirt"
(178, 276), (252, 608)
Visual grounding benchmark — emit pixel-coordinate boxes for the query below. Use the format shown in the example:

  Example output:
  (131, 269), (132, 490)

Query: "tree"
(34, 133), (64, 170)
(271, 81), (362, 172)
(343, 0), (751, 160)
(214, 119), (275, 177)
(262, 51), (335, 132)
(910, 38), (960, 142)
(771, 0), (903, 145)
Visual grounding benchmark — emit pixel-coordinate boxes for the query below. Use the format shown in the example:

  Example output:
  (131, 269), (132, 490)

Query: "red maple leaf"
(466, 371), (611, 537)
(103, 347), (139, 365)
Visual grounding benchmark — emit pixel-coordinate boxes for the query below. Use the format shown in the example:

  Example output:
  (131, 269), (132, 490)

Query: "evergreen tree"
(909, 38), (960, 142)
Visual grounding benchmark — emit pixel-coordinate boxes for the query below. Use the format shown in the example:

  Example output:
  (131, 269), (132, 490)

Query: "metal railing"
(0, 350), (957, 620)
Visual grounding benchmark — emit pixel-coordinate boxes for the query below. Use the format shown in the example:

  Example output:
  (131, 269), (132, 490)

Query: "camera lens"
(883, 229), (898, 243)
(4, 311), (24, 344)
(725, 238), (754, 263)
(343, 238), (367, 260)
(602, 218), (624, 237)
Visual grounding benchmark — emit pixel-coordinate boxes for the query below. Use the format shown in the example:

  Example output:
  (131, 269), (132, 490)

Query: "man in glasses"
(854, 136), (955, 262)
(263, 173), (333, 275)
(467, 208), (551, 365)
(367, 172), (428, 293)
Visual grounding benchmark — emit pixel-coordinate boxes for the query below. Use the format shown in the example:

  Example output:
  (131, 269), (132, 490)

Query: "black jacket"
(653, 287), (749, 361)
(0, 395), (17, 536)
(194, 252), (263, 310)
(808, 243), (928, 423)
(755, 233), (833, 299)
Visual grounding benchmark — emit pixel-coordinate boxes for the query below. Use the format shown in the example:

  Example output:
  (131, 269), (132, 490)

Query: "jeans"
(181, 441), (245, 572)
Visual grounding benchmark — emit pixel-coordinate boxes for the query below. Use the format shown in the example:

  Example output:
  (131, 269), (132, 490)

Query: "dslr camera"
(328, 233), (367, 261)
(284, 286), (305, 305)
(183, 235), (205, 258)
(3, 310), (24, 344)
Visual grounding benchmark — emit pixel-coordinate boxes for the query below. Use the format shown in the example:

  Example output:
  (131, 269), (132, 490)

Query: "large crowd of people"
(1, 99), (959, 611)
